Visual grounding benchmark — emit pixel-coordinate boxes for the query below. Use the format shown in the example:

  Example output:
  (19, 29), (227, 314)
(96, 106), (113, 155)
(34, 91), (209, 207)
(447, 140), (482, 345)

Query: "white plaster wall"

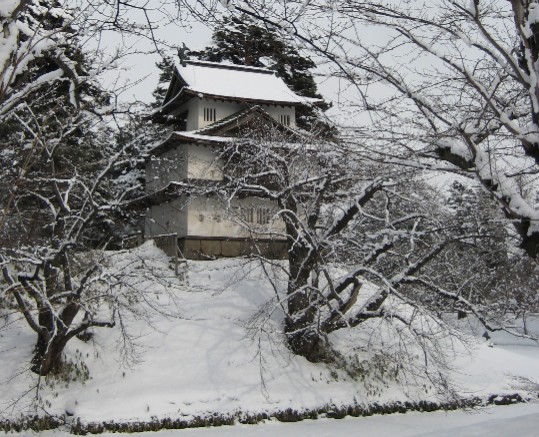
(145, 195), (288, 240)
(187, 196), (285, 238)
(261, 104), (296, 127)
(181, 97), (296, 130)
(146, 143), (223, 193)
(146, 146), (188, 193)
(185, 99), (200, 131)
(187, 144), (223, 181)
(145, 198), (189, 237)
(196, 98), (244, 129)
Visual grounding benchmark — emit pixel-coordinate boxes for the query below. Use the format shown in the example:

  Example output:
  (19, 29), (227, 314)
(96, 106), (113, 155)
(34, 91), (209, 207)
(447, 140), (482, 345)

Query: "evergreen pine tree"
(150, 55), (175, 109)
(191, 15), (319, 97)
(1, 0), (113, 246)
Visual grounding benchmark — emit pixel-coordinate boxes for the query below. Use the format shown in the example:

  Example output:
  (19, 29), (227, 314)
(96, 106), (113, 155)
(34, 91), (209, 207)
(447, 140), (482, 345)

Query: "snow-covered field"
(2, 243), (539, 435)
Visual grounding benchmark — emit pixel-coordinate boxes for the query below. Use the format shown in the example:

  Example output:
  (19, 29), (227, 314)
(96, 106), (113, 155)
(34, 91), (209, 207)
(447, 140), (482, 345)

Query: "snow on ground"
(2, 242), (539, 432)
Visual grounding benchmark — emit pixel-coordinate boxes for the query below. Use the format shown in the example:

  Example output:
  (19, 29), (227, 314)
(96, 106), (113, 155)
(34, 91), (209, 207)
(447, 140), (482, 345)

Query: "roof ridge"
(184, 60), (275, 75)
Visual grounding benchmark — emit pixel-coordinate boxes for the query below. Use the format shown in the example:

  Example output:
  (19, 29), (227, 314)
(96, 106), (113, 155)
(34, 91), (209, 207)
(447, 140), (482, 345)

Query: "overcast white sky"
(93, 4), (214, 104)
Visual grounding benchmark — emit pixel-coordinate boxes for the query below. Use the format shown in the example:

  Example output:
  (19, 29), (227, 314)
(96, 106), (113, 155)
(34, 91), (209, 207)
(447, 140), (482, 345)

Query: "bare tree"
(214, 127), (508, 367)
(61, 0), (539, 393)
(190, 0), (539, 260)
(0, 1), (181, 376)
(120, 0), (539, 375)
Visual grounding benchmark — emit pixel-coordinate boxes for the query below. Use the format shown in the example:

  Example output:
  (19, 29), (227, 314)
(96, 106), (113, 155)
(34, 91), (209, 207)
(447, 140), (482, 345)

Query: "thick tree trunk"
(31, 289), (80, 375)
(285, 321), (330, 363)
(32, 333), (67, 376)
(284, 222), (332, 363)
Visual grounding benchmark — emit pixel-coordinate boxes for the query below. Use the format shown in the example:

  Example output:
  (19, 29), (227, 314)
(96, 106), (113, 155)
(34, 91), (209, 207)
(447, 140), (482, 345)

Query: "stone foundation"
(179, 237), (288, 260)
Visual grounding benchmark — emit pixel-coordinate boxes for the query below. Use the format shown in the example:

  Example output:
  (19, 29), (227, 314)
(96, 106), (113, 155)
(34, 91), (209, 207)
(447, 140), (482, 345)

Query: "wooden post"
(175, 243), (179, 277)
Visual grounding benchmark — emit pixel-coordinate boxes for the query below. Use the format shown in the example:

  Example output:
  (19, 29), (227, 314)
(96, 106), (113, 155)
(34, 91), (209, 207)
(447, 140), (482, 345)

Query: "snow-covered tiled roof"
(174, 60), (316, 106)
(174, 131), (235, 143)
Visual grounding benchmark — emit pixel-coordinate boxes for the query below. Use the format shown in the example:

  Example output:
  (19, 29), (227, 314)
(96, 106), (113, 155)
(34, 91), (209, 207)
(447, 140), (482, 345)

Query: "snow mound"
(1, 245), (538, 424)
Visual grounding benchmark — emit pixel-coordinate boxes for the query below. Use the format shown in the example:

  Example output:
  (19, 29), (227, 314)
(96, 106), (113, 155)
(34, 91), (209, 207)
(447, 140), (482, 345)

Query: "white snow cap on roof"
(175, 60), (317, 105)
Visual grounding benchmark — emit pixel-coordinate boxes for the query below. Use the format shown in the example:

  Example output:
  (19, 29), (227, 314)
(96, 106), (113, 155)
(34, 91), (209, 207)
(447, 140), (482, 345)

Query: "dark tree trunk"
(285, 322), (331, 363)
(31, 281), (81, 375)
(32, 333), (67, 376)
(283, 218), (331, 363)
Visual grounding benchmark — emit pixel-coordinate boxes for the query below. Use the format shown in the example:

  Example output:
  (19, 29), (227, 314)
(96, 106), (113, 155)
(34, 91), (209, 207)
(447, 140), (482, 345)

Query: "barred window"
(203, 107), (216, 122)
(243, 207), (255, 223)
(257, 208), (271, 225)
(237, 207), (270, 224)
(279, 114), (291, 126)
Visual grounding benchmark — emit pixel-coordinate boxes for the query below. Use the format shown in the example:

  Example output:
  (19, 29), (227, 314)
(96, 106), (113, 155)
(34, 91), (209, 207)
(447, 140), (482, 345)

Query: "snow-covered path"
(25, 402), (539, 437)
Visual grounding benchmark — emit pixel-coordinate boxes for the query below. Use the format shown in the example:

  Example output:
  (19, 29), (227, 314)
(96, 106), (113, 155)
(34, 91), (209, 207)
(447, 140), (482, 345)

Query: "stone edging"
(0, 393), (528, 434)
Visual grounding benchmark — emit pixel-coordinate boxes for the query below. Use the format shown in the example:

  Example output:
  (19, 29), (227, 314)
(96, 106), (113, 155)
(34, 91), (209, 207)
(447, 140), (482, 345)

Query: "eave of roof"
(183, 59), (275, 74)
(130, 180), (288, 208)
(181, 88), (307, 107)
(172, 131), (235, 145)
